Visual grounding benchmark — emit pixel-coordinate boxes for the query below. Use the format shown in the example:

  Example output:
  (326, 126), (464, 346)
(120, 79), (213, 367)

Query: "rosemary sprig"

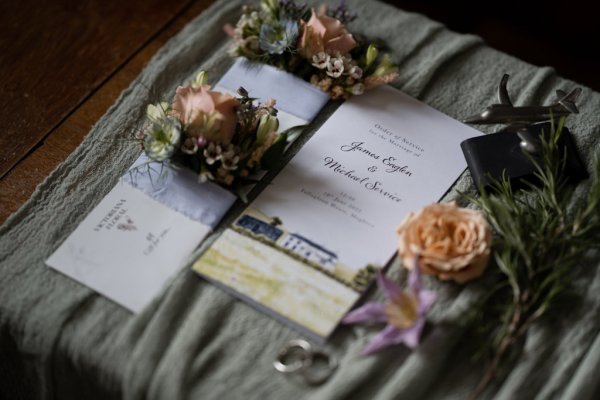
(464, 118), (600, 398)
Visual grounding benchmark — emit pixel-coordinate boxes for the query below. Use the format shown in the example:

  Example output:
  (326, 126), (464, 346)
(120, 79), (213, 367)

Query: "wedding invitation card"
(46, 59), (329, 312)
(192, 85), (481, 340)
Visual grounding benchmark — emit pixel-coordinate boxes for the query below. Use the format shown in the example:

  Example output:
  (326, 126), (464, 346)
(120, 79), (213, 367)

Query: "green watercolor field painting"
(193, 229), (359, 337)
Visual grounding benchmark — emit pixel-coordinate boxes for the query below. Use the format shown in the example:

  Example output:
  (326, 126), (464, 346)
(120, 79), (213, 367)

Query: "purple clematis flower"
(343, 261), (437, 355)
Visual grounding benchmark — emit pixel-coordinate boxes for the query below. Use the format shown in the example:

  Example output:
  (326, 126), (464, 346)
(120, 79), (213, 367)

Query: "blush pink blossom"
(298, 8), (358, 58)
(172, 85), (239, 144)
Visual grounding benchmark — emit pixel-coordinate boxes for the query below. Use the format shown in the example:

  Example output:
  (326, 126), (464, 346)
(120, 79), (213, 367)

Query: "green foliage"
(464, 117), (600, 396)
(281, 124), (307, 144)
(260, 131), (287, 170)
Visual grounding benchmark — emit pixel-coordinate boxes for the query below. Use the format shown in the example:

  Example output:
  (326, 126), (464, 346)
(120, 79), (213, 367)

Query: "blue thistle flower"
(259, 18), (299, 55)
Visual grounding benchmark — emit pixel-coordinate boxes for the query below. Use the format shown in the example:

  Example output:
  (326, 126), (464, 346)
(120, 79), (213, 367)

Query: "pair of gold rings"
(273, 339), (338, 385)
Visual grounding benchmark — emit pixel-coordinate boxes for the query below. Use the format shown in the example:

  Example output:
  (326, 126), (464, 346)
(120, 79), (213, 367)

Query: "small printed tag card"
(192, 85), (481, 340)
(46, 59), (329, 313)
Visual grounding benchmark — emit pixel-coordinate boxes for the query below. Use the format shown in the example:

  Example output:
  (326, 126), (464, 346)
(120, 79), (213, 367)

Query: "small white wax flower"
(198, 170), (214, 183)
(349, 65), (363, 80)
(220, 144), (240, 171)
(203, 142), (222, 165)
(312, 52), (330, 69)
(341, 54), (352, 70)
(350, 83), (365, 95)
(181, 137), (198, 155)
(134, 129), (146, 140)
(222, 154), (240, 170)
(326, 57), (345, 78)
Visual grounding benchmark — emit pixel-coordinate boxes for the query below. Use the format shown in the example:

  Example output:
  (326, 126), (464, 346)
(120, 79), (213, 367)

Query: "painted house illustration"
(235, 215), (283, 242)
(281, 233), (338, 271)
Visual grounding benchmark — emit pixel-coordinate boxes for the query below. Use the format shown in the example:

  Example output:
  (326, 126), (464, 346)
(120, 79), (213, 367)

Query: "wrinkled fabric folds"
(1, 1), (599, 399)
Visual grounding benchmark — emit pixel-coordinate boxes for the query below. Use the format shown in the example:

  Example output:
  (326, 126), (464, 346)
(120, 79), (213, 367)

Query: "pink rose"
(172, 85), (239, 144)
(298, 8), (358, 58)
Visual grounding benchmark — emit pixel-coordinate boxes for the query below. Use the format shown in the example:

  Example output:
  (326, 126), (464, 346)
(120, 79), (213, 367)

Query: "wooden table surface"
(0, 0), (216, 223)
(1, 0), (598, 224)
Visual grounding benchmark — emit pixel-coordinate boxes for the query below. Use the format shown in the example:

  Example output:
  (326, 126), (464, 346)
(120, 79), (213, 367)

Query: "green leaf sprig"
(464, 117), (600, 398)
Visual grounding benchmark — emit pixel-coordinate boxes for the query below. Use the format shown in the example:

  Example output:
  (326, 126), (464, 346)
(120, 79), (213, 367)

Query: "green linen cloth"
(1, 0), (599, 399)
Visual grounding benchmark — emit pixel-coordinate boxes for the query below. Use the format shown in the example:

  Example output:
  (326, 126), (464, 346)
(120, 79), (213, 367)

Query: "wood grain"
(0, 0), (218, 223)
(0, 0), (195, 179)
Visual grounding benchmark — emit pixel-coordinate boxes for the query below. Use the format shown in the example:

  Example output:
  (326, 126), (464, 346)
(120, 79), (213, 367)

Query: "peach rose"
(172, 85), (239, 144)
(397, 202), (492, 283)
(298, 8), (358, 58)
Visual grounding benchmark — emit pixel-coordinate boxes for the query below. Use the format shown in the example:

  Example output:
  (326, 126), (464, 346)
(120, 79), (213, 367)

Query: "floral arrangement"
(225, 0), (399, 99)
(343, 118), (600, 398)
(137, 71), (291, 198)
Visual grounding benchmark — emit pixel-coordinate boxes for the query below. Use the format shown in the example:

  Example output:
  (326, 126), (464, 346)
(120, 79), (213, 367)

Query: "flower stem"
(469, 299), (536, 400)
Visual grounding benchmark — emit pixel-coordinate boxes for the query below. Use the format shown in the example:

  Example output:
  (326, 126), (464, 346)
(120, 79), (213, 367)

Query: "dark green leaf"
(236, 185), (249, 204)
(261, 132), (288, 170)
(282, 124), (307, 143)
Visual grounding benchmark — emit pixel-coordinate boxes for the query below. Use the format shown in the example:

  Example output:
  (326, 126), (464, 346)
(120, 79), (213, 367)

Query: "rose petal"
(208, 90), (239, 143)
(307, 8), (327, 37)
(326, 33), (358, 55)
(298, 8), (357, 58)
(441, 254), (489, 283)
